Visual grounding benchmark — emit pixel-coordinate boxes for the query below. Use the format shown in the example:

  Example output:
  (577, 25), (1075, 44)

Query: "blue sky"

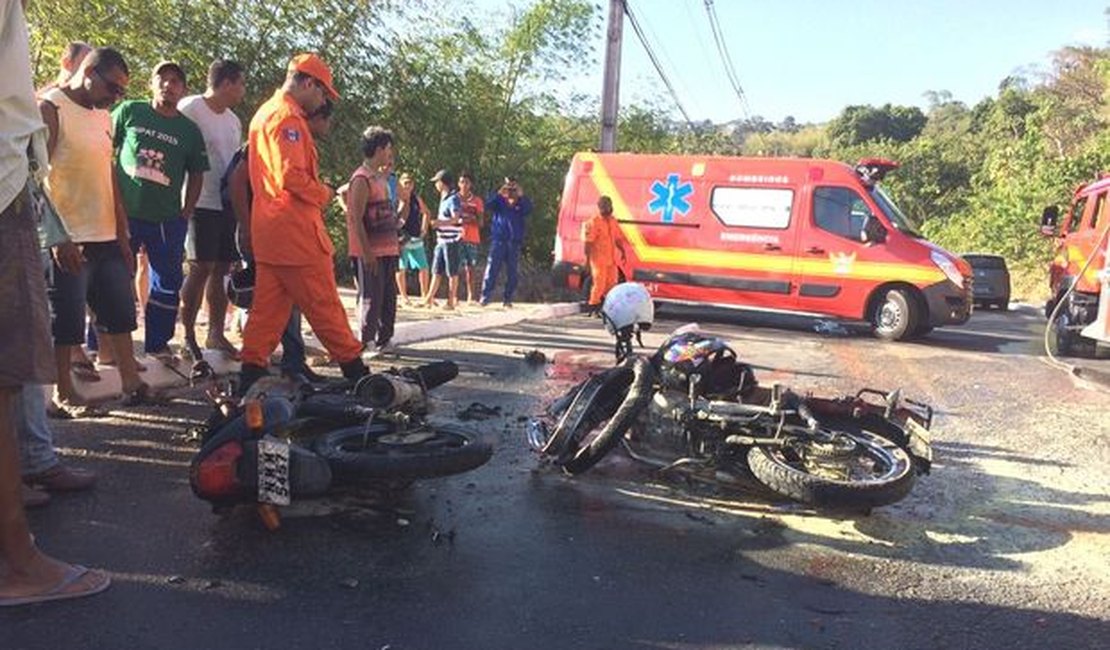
(481, 0), (1109, 124)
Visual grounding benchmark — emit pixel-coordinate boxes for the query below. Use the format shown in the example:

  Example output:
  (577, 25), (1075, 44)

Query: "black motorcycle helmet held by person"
(226, 264), (255, 309)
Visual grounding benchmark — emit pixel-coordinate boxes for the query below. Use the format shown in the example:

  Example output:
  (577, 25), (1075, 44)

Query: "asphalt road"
(4, 304), (1108, 649)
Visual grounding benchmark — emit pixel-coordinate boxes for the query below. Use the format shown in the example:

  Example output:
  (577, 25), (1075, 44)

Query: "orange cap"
(288, 53), (339, 100)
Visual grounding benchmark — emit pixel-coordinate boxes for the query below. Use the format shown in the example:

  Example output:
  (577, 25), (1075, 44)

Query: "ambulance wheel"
(872, 288), (919, 341)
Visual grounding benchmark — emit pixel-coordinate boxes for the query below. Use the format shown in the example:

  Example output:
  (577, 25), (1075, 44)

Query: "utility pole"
(599, 0), (624, 152)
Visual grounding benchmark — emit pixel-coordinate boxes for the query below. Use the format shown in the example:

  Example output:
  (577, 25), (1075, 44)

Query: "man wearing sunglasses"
(238, 53), (368, 394)
(38, 47), (149, 414)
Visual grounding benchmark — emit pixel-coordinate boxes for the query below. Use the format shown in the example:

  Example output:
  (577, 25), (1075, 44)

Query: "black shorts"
(186, 207), (240, 263)
(48, 240), (137, 345)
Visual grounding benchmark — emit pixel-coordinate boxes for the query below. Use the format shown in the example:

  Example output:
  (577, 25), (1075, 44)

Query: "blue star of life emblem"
(648, 174), (693, 223)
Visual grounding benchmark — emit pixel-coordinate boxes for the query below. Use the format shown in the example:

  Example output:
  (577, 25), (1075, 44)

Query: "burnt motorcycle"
(529, 329), (933, 510)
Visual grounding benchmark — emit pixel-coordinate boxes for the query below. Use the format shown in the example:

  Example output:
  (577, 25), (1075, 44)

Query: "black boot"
(339, 357), (369, 381)
(238, 363), (270, 396)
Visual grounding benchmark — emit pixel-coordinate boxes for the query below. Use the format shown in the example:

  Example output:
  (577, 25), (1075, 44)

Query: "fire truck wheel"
(872, 288), (919, 341)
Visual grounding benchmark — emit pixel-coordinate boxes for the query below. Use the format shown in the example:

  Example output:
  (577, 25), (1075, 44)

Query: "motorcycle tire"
(542, 360), (636, 462)
(314, 421), (492, 481)
(745, 417), (916, 509)
(562, 357), (654, 475)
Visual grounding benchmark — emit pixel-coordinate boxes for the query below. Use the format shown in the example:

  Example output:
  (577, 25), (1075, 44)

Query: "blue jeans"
(280, 308), (306, 375)
(130, 218), (188, 353)
(481, 238), (521, 304)
(17, 384), (57, 476)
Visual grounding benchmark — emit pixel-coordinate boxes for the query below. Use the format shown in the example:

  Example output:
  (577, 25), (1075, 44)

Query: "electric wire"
(620, 0), (696, 128)
(682, 0), (719, 118)
(637, 0), (700, 118)
(703, 0), (751, 119)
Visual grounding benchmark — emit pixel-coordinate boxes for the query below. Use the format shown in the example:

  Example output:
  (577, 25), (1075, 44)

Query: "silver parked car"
(962, 253), (1011, 310)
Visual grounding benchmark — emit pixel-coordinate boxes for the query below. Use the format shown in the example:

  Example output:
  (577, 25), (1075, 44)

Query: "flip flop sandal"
(96, 358), (148, 372)
(71, 360), (102, 383)
(205, 338), (241, 361)
(50, 400), (110, 419)
(150, 349), (182, 367)
(120, 383), (163, 407)
(0, 564), (111, 607)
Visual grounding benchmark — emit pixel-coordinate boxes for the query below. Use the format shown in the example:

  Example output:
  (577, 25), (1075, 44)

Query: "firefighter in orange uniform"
(582, 195), (626, 312)
(239, 53), (367, 392)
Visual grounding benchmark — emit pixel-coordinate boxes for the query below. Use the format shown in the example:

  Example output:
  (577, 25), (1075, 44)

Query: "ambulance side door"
(704, 183), (802, 310)
(795, 185), (878, 318)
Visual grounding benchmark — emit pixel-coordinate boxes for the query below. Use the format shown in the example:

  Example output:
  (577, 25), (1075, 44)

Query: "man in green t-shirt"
(112, 60), (208, 361)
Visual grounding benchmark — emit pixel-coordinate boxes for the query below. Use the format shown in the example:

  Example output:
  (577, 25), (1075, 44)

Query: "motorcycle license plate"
(257, 437), (291, 506)
(904, 418), (933, 465)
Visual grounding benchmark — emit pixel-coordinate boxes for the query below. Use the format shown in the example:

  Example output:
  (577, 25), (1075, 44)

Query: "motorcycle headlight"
(931, 251), (963, 288)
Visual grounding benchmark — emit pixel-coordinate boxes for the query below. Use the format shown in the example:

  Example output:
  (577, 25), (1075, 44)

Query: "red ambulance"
(552, 153), (972, 340)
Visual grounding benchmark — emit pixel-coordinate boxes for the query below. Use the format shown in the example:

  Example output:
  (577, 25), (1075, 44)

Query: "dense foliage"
(28, 2), (1110, 298)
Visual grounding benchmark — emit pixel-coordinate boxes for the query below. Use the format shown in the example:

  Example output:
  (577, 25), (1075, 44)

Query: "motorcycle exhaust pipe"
(359, 373), (426, 410)
(405, 360), (459, 391)
(354, 361), (459, 410)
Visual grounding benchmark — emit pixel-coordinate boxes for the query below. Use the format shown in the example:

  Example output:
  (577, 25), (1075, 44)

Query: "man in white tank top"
(39, 48), (149, 411)
(178, 60), (246, 366)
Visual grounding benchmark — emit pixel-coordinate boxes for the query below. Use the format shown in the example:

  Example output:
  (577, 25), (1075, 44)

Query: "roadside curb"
(72, 302), (582, 402)
(387, 302), (582, 347)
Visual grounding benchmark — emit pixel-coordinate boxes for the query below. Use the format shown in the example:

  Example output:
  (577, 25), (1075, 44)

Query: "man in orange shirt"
(582, 195), (625, 312)
(239, 54), (367, 392)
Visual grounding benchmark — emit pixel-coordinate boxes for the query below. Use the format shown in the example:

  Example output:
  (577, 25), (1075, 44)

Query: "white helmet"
(601, 282), (654, 360)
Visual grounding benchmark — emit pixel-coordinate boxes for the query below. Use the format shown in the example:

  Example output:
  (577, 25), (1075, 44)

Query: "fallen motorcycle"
(189, 361), (493, 528)
(529, 328), (933, 511)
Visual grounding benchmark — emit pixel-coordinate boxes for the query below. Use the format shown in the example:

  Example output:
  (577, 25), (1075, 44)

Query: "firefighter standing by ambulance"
(238, 54), (368, 393)
(582, 195), (626, 313)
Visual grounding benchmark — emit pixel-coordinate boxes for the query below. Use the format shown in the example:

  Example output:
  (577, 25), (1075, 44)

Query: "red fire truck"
(1040, 175), (1110, 353)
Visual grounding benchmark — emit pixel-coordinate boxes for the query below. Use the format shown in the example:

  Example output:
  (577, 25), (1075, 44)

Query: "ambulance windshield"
(871, 186), (922, 238)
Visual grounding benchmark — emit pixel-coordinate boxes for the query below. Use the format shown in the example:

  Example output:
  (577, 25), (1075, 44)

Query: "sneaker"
(149, 347), (181, 367)
(23, 464), (97, 492)
(502, 302), (513, 309)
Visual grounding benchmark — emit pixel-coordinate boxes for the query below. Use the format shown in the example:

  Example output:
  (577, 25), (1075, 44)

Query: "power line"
(620, 0), (696, 128)
(636, 1), (698, 116)
(703, 0), (751, 119)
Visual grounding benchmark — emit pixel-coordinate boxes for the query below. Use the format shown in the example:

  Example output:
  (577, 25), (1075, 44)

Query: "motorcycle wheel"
(746, 418), (916, 509)
(314, 421), (492, 481)
(562, 357), (654, 475)
(541, 361), (636, 461)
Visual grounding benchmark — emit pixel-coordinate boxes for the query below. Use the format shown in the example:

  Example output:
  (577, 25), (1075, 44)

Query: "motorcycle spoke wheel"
(561, 357), (655, 475)
(747, 422), (916, 509)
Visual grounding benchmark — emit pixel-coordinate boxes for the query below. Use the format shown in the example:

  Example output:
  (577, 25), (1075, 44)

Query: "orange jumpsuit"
(582, 213), (621, 306)
(241, 90), (362, 368)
